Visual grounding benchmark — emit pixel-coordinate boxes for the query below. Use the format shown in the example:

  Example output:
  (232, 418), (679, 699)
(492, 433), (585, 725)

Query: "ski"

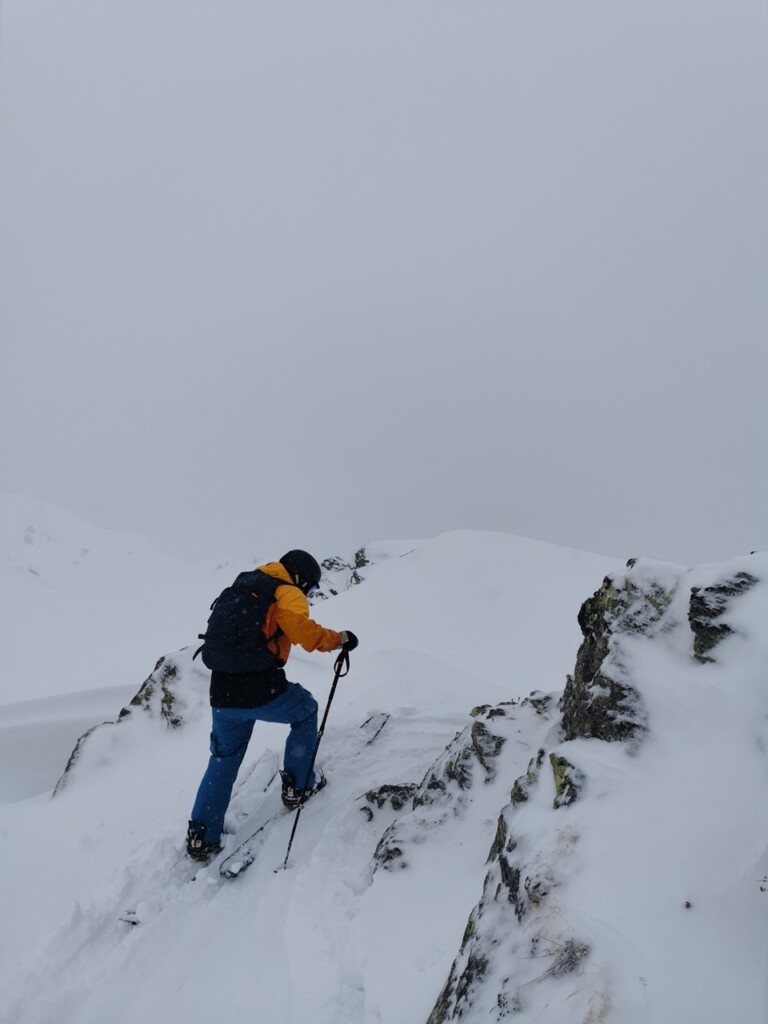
(226, 749), (280, 830)
(359, 711), (390, 746)
(234, 748), (280, 796)
(219, 712), (389, 878)
(217, 789), (287, 879)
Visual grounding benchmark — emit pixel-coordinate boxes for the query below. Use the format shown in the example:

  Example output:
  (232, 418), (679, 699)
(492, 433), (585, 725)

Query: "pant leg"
(253, 682), (319, 789)
(190, 709), (255, 842)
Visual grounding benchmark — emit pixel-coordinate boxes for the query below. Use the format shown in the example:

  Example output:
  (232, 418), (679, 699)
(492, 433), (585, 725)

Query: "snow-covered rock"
(427, 553), (768, 1023)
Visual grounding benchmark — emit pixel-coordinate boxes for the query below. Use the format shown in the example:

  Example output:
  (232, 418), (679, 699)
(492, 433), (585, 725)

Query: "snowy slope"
(2, 511), (767, 1023)
(0, 493), (228, 704)
(0, 494), (386, 799)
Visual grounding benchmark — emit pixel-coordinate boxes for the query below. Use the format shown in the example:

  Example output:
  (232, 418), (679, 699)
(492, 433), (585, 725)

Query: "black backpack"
(195, 570), (291, 673)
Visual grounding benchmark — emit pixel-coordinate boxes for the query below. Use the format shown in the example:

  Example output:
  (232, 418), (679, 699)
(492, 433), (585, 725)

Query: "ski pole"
(279, 646), (351, 870)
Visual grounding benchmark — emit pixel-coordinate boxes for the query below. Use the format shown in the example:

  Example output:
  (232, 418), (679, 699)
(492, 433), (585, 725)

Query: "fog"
(2, 0), (767, 565)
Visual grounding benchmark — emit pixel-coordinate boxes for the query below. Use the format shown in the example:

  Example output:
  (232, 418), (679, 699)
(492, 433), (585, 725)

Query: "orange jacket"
(258, 562), (342, 664)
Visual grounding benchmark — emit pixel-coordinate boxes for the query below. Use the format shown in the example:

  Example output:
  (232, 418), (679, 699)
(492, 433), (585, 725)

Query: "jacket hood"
(258, 562), (294, 584)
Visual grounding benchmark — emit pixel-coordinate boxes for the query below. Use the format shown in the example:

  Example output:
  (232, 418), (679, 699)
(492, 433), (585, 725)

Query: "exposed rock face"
(428, 759), (589, 1023)
(427, 554), (765, 1022)
(559, 564), (672, 744)
(122, 655), (184, 728)
(366, 705), (511, 874)
(689, 571), (758, 662)
(318, 547), (372, 596)
(562, 562), (762, 739)
(427, 560), (688, 1023)
(510, 748), (545, 806)
(420, 688), (598, 1024)
(549, 753), (585, 809)
(362, 783), (418, 815)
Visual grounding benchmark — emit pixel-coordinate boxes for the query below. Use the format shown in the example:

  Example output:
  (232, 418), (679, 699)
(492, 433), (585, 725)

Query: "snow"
(0, 493), (238, 705)
(0, 686), (136, 802)
(2, 495), (768, 1023)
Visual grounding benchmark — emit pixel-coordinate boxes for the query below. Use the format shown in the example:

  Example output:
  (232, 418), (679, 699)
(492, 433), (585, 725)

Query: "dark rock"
(364, 783), (418, 813)
(525, 691), (553, 717)
(320, 546), (371, 591)
(470, 720), (506, 779)
(689, 571), (758, 663)
(471, 700), (517, 720)
(550, 754), (585, 808)
(561, 573), (656, 744)
(127, 656), (182, 728)
(415, 715), (508, 809)
(372, 822), (407, 871)
(428, 933), (490, 1024)
(561, 670), (644, 744)
(510, 749), (545, 806)
(497, 857), (522, 912)
(488, 813), (508, 862)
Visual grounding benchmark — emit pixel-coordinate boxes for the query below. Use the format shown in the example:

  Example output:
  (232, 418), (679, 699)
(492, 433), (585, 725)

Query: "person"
(186, 549), (358, 861)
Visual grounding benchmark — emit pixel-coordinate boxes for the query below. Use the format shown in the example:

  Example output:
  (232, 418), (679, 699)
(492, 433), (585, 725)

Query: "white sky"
(2, 0), (767, 565)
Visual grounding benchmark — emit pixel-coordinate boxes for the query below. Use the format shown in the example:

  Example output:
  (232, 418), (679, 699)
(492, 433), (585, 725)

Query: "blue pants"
(190, 681), (318, 843)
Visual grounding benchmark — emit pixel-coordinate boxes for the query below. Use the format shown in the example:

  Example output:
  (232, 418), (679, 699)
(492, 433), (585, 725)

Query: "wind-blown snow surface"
(0, 493), (261, 806)
(0, 493), (234, 704)
(2, 512), (767, 1023)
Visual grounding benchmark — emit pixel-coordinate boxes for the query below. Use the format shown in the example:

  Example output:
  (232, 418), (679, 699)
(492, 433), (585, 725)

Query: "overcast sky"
(2, 0), (767, 566)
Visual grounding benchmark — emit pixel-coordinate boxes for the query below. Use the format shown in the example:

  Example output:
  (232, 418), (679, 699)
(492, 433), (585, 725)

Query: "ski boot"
(280, 767), (327, 810)
(186, 820), (222, 862)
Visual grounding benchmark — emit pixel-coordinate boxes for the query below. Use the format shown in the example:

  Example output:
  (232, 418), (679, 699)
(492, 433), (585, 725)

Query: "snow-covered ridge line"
(428, 553), (768, 1022)
(0, 489), (411, 706)
(5, 528), (768, 1024)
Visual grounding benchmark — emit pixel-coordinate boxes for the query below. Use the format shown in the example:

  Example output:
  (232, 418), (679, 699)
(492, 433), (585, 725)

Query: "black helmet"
(280, 549), (322, 594)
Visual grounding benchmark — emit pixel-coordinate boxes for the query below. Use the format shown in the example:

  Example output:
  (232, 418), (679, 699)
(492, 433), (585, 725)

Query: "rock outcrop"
(559, 561), (674, 745)
(364, 705), (512, 875)
(53, 650), (203, 796)
(689, 570), (758, 662)
(426, 553), (766, 1023)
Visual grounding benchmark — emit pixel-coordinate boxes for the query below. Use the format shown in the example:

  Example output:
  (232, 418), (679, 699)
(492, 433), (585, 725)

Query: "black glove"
(339, 630), (359, 652)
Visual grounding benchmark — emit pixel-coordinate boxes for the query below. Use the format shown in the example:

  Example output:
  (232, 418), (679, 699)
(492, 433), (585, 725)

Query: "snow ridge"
(3, 518), (768, 1024)
(428, 554), (768, 1022)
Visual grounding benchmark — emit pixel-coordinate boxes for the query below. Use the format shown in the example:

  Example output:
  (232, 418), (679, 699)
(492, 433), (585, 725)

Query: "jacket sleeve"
(274, 585), (342, 654)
